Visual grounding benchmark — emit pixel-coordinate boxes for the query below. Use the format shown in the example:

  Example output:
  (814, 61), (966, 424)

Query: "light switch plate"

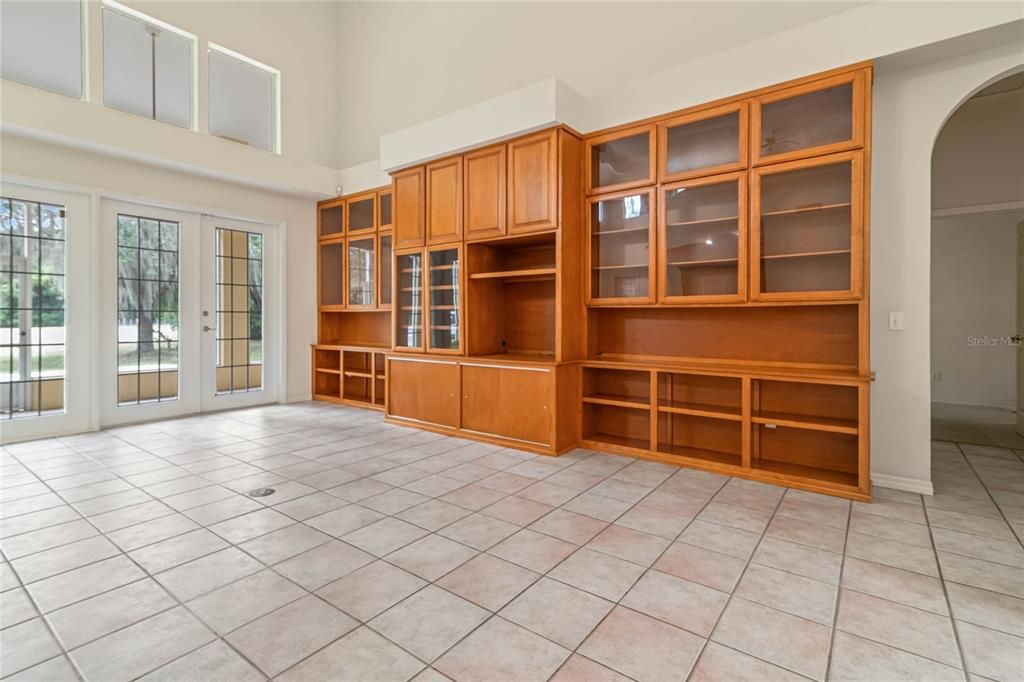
(888, 312), (904, 330)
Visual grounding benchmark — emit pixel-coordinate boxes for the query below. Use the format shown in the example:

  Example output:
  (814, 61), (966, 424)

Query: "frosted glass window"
(0, 0), (83, 98)
(102, 6), (192, 129)
(208, 48), (276, 152)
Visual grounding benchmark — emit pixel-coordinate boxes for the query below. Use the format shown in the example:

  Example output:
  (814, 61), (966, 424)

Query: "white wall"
(0, 133), (317, 407)
(931, 212), (1021, 408)
(871, 37), (1023, 492)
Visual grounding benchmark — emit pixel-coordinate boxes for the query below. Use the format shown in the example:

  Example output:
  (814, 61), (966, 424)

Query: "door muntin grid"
(117, 214), (180, 406)
(1, 197), (66, 419)
(215, 227), (263, 394)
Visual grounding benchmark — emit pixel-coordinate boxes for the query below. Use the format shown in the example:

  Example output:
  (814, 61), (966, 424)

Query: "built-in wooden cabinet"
(658, 102), (747, 182)
(347, 191), (377, 235)
(464, 145), (506, 241)
(318, 197), (345, 239)
(346, 236), (376, 308)
(426, 245), (463, 353)
(585, 124), (656, 195)
(508, 129), (559, 234)
(751, 150), (861, 300)
(586, 188), (656, 305)
(659, 172), (747, 303)
(426, 157), (463, 244)
(312, 345), (387, 410)
(387, 356), (460, 428)
(393, 166), (426, 247)
(752, 70), (865, 165)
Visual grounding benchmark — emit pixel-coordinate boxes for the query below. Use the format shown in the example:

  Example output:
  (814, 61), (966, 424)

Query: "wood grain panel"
(462, 364), (552, 445)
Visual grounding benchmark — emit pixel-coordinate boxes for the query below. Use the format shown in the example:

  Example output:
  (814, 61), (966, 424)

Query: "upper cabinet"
(318, 198), (344, 239)
(508, 129), (559, 234)
(659, 172), (747, 304)
(587, 188), (656, 305)
(752, 71), (866, 165)
(347, 192), (377, 234)
(751, 150), (862, 301)
(426, 156), (464, 244)
(378, 189), (393, 231)
(378, 232), (393, 310)
(319, 241), (344, 308)
(659, 103), (747, 183)
(464, 145), (507, 241)
(585, 124), (656, 195)
(393, 166), (426, 248)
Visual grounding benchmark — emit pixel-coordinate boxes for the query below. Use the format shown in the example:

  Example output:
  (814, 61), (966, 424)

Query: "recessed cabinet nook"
(312, 62), (874, 500)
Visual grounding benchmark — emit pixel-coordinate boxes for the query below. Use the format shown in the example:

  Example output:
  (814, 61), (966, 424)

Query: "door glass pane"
(761, 83), (853, 158)
(664, 180), (740, 297)
(349, 197), (375, 232)
(215, 228), (263, 393)
(347, 237), (374, 306)
(590, 193), (649, 299)
(117, 214), (179, 405)
(590, 131), (650, 190)
(379, 234), (392, 306)
(320, 203), (343, 237)
(1, 197), (66, 419)
(395, 252), (422, 349)
(759, 160), (852, 293)
(665, 111), (740, 177)
(428, 248), (460, 350)
(380, 193), (392, 227)
(319, 242), (342, 306)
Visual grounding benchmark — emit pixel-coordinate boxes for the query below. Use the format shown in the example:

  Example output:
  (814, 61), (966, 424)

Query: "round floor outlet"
(248, 488), (276, 498)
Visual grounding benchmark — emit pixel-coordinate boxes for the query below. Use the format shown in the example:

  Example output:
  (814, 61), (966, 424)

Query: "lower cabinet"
(461, 362), (552, 447)
(386, 356), (460, 428)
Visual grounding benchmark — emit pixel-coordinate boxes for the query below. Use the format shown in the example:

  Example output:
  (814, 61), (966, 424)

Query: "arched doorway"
(930, 71), (1024, 450)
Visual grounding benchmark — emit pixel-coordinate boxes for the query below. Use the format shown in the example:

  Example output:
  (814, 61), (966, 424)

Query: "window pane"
(1, 197), (66, 419)
(116, 213), (179, 405)
(0, 0), (82, 98)
(208, 48), (274, 152)
(102, 6), (191, 128)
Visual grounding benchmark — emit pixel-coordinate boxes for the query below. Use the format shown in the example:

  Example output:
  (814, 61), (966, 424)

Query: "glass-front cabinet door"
(347, 192), (377, 235)
(753, 71), (864, 165)
(378, 190), (393, 231)
(346, 236), (375, 308)
(318, 198), (344, 239)
(378, 233), (392, 310)
(752, 151), (861, 300)
(659, 172), (746, 304)
(394, 250), (423, 350)
(319, 240), (344, 308)
(426, 246), (462, 353)
(659, 103), (747, 183)
(587, 188), (655, 305)
(585, 124), (656, 195)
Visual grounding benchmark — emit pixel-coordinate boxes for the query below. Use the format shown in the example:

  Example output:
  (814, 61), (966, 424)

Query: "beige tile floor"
(1, 402), (1022, 681)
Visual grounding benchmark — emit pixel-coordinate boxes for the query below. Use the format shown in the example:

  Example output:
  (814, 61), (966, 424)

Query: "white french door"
(100, 202), (279, 425)
(199, 215), (279, 412)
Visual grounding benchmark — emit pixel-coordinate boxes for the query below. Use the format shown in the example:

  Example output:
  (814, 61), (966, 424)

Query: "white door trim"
(99, 200), (201, 426)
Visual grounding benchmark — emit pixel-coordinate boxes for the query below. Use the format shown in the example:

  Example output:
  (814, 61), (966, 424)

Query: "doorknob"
(203, 325), (216, 332)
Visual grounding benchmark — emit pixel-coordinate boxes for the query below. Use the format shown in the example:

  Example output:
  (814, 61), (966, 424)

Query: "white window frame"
(207, 42), (281, 154)
(0, 182), (93, 444)
(100, 0), (199, 131)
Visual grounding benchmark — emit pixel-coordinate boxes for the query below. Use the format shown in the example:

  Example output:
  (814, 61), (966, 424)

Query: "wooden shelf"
(582, 393), (650, 410)
(667, 257), (738, 267)
(591, 263), (649, 271)
(430, 285), (456, 291)
(583, 432), (650, 452)
(761, 249), (850, 261)
(753, 411), (858, 434)
(593, 226), (650, 236)
(658, 400), (742, 421)
(343, 370), (372, 379)
(470, 267), (557, 280)
(753, 459), (859, 488)
(666, 216), (738, 228)
(586, 354), (864, 382)
(760, 202), (851, 218)
(315, 368), (341, 375)
(657, 442), (742, 468)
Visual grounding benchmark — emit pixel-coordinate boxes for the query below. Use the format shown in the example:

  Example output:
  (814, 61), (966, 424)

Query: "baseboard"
(932, 399), (1016, 412)
(286, 393), (313, 403)
(871, 472), (934, 496)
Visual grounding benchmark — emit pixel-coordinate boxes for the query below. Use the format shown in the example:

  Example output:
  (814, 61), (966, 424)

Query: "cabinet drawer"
(461, 363), (552, 446)
(387, 357), (460, 428)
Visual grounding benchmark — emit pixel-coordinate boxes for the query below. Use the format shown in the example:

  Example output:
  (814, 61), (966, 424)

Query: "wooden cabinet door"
(393, 166), (425, 248)
(378, 190), (393, 231)
(464, 145), (506, 241)
(508, 129), (558, 234)
(461, 363), (552, 446)
(584, 124), (656, 195)
(587, 188), (656, 305)
(426, 157), (463, 244)
(387, 357), (460, 428)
